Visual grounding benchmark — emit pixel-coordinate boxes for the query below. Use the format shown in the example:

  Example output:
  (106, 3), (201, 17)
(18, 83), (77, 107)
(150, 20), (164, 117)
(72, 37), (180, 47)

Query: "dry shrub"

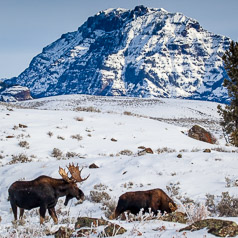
(102, 198), (117, 219)
(51, 148), (63, 159)
(225, 177), (238, 187)
(47, 131), (53, 137)
(123, 111), (133, 116)
(75, 106), (101, 113)
(156, 147), (176, 154)
(66, 151), (79, 158)
(9, 154), (32, 164)
(191, 148), (201, 152)
(166, 182), (180, 197)
(94, 183), (108, 191)
(57, 135), (65, 140)
(71, 134), (83, 141)
(119, 149), (133, 156)
(206, 192), (238, 217)
(90, 191), (111, 203)
(18, 141), (30, 149)
(217, 192), (238, 217)
(184, 203), (210, 224)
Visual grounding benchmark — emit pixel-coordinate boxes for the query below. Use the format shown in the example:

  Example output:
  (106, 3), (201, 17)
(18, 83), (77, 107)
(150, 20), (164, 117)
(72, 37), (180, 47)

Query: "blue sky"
(0, 0), (238, 78)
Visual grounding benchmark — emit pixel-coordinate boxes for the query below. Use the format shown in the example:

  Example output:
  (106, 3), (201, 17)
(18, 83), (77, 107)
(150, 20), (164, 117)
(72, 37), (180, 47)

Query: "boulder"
(188, 125), (217, 144)
(160, 211), (188, 224)
(54, 226), (74, 238)
(89, 163), (99, 169)
(75, 217), (127, 237)
(0, 85), (32, 102)
(180, 218), (238, 237)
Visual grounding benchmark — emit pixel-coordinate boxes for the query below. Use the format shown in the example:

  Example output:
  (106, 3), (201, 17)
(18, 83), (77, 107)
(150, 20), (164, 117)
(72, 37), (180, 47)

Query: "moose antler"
(67, 163), (90, 183)
(59, 163), (89, 183)
(59, 167), (72, 183)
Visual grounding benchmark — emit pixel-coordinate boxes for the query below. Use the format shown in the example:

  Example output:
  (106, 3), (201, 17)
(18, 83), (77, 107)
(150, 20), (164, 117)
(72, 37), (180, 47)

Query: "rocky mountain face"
(8, 5), (231, 102)
(0, 81), (32, 102)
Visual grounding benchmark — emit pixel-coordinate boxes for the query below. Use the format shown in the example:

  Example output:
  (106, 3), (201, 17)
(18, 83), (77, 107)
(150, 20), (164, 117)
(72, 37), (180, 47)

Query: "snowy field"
(0, 95), (237, 237)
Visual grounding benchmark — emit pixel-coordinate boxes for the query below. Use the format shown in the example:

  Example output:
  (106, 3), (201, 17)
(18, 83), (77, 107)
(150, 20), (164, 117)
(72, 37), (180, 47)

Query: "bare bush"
(75, 106), (101, 113)
(225, 177), (238, 187)
(217, 192), (238, 217)
(51, 148), (63, 159)
(191, 148), (201, 152)
(119, 149), (133, 156)
(166, 182), (180, 197)
(57, 135), (65, 140)
(156, 147), (176, 154)
(185, 203), (210, 224)
(123, 111), (133, 116)
(66, 151), (79, 158)
(18, 141), (30, 149)
(71, 134), (83, 141)
(102, 198), (117, 219)
(211, 147), (232, 153)
(90, 191), (111, 203)
(94, 183), (108, 191)
(9, 154), (32, 164)
(47, 131), (53, 137)
(206, 192), (238, 217)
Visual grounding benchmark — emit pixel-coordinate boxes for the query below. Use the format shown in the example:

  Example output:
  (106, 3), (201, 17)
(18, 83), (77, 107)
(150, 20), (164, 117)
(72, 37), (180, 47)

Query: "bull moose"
(8, 163), (89, 224)
(114, 188), (177, 218)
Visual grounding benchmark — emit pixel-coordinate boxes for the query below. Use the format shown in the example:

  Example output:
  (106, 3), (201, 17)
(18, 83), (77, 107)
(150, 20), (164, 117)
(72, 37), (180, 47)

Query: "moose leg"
(39, 205), (47, 224)
(19, 208), (24, 219)
(48, 207), (58, 224)
(9, 200), (18, 220)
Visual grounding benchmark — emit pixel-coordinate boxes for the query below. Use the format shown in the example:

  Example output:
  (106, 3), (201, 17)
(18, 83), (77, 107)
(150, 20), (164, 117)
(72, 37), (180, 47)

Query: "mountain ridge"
(6, 5), (231, 102)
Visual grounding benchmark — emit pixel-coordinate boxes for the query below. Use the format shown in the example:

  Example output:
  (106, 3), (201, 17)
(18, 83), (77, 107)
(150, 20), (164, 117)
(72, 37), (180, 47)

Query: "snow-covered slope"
(10, 5), (230, 102)
(0, 95), (238, 237)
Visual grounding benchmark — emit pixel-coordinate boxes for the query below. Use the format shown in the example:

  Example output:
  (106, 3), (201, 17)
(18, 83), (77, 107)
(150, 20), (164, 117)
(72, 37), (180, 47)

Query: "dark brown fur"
(114, 188), (177, 218)
(8, 175), (85, 224)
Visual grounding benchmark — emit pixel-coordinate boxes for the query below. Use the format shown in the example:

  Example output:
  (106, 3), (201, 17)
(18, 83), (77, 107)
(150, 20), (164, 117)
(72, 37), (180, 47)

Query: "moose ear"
(169, 202), (177, 211)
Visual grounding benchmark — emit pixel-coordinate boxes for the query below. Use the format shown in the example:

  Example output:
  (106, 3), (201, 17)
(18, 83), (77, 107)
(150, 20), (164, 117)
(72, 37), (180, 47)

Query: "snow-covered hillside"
(8, 5), (230, 102)
(0, 95), (237, 237)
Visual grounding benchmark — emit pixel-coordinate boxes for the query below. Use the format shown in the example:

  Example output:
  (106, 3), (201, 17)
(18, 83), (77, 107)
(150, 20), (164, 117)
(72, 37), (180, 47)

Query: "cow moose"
(114, 188), (177, 218)
(8, 163), (89, 224)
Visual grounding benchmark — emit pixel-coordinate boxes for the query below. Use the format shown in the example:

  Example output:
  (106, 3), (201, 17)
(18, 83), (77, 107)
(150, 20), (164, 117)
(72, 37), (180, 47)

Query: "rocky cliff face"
(10, 6), (231, 102)
(0, 81), (32, 102)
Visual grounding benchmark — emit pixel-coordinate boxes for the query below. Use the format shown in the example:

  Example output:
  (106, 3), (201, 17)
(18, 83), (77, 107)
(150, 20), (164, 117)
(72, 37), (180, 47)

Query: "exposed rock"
(75, 217), (127, 237)
(177, 154), (182, 158)
(138, 146), (146, 149)
(89, 163), (99, 169)
(111, 138), (117, 142)
(160, 212), (188, 224)
(203, 148), (211, 153)
(144, 148), (154, 154)
(54, 226), (74, 238)
(0, 84), (32, 102)
(100, 223), (127, 236)
(138, 147), (153, 156)
(19, 123), (28, 128)
(75, 217), (109, 229)
(179, 218), (238, 237)
(188, 125), (217, 144)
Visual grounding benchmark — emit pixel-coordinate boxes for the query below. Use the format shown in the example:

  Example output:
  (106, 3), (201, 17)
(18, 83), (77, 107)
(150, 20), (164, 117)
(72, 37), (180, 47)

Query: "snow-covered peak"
(9, 5), (231, 102)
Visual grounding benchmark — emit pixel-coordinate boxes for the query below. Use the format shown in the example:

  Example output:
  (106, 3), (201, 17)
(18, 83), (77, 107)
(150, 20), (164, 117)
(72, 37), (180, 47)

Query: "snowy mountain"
(9, 5), (231, 102)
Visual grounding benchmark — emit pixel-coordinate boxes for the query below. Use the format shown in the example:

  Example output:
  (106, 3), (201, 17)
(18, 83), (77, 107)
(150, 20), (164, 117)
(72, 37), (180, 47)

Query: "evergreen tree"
(217, 41), (238, 146)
